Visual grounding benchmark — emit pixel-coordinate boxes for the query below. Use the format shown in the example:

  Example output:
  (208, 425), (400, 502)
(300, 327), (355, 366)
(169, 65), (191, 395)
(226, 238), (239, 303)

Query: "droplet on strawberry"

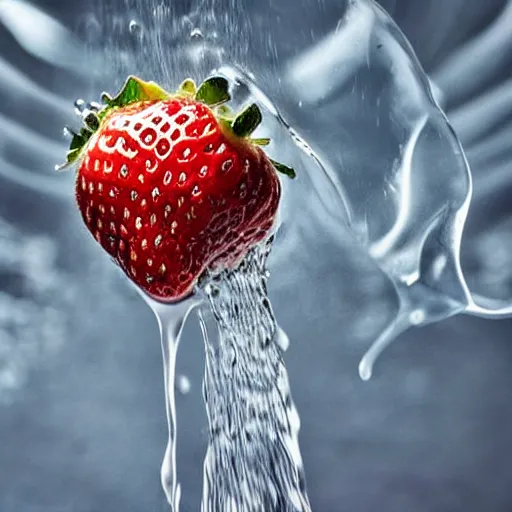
(61, 76), (295, 302)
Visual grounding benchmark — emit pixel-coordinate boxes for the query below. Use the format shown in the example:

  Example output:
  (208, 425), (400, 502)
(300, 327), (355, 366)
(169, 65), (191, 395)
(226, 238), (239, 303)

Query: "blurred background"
(1, 0), (512, 510)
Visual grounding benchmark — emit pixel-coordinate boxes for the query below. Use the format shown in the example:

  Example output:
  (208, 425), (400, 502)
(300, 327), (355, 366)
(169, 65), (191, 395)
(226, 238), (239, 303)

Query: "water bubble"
(129, 19), (143, 38)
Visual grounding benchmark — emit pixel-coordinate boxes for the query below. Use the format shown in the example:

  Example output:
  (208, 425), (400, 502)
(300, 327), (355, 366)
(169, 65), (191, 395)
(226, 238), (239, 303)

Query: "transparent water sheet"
(80, 0), (512, 378)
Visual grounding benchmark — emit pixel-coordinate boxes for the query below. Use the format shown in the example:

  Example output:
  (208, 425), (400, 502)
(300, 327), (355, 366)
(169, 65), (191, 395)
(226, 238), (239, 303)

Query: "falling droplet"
(177, 375), (191, 395)
(275, 325), (290, 351)
(62, 127), (74, 139)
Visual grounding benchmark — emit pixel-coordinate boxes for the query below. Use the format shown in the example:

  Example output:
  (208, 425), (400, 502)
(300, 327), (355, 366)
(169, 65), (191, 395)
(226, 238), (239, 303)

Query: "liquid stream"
(140, 291), (200, 511)
(139, 241), (309, 511)
(199, 243), (310, 512)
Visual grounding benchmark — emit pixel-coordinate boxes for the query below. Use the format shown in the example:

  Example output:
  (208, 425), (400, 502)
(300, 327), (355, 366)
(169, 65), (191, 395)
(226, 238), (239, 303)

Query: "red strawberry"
(60, 76), (295, 302)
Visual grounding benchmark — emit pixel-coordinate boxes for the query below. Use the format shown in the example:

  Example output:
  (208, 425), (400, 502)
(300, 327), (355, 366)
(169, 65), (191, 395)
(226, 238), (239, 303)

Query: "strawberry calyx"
(57, 75), (296, 179)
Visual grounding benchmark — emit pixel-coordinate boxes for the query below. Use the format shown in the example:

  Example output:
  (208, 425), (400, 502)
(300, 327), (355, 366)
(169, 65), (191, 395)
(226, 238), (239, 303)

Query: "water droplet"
(177, 375), (191, 394)
(409, 309), (425, 325)
(190, 28), (203, 39)
(63, 127), (73, 139)
(275, 326), (290, 351)
(129, 20), (141, 34)
(74, 98), (85, 112)
(359, 360), (372, 381)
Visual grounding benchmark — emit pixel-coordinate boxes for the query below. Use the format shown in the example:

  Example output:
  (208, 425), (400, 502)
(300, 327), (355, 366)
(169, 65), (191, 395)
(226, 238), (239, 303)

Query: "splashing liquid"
(85, 0), (512, 382)
(199, 242), (311, 512)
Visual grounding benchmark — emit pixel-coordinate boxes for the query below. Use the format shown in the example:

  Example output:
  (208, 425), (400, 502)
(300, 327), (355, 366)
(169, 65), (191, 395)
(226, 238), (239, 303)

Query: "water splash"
(199, 243), (311, 512)
(3, 0), (509, 369)
(76, 0), (512, 382)
(138, 291), (200, 511)
(3, 0), (512, 468)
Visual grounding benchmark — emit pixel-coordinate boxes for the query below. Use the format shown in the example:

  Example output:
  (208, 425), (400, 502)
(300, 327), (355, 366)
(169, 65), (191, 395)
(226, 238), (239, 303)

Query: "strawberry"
(60, 76), (295, 302)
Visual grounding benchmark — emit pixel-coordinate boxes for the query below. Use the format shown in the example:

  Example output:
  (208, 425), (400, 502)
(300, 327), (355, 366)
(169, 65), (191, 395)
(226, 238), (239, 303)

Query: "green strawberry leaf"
(68, 131), (83, 151)
(57, 128), (92, 169)
(270, 159), (296, 179)
(66, 147), (82, 164)
(232, 103), (262, 137)
(196, 77), (230, 106)
(103, 76), (169, 108)
(69, 128), (91, 151)
(100, 92), (112, 105)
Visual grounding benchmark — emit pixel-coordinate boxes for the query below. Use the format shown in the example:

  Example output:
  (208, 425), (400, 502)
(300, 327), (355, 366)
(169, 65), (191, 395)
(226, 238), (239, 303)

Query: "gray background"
(1, 0), (512, 511)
